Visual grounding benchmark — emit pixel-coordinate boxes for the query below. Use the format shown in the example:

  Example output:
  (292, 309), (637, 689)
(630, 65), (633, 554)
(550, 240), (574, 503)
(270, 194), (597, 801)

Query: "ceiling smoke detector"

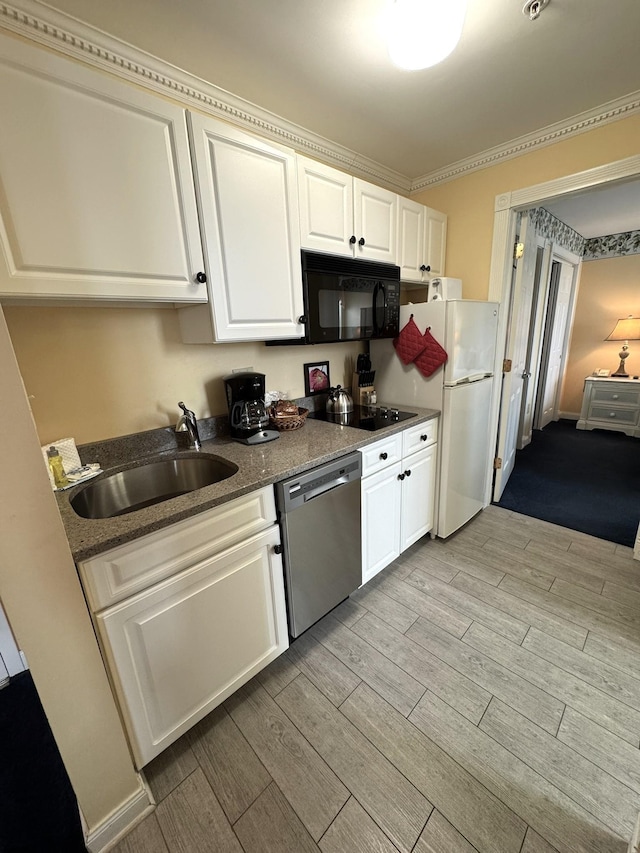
(523, 0), (550, 20)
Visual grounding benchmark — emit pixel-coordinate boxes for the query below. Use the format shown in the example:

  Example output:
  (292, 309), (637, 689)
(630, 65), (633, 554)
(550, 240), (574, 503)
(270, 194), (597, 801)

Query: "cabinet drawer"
(402, 418), (438, 457)
(592, 387), (640, 406)
(79, 486), (276, 611)
(359, 433), (403, 477)
(588, 406), (639, 426)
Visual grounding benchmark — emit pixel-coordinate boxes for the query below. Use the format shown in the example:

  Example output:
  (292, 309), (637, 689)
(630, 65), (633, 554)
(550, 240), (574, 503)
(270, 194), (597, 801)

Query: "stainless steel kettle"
(326, 385), (354, 415)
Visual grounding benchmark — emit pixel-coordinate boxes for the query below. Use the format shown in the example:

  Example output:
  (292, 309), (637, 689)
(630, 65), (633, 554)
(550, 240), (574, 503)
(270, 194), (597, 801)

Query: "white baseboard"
(558, 411), (579, 421)
(84, 779), (154, 853)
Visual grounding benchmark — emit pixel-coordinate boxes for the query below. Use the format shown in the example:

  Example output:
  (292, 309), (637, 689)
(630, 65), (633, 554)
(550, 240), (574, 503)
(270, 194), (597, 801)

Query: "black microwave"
(297, 250), (401, 344)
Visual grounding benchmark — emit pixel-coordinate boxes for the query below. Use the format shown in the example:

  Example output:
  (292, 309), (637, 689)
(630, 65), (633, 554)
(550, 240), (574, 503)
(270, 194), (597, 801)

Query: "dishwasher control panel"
(276, 453), (362, 513)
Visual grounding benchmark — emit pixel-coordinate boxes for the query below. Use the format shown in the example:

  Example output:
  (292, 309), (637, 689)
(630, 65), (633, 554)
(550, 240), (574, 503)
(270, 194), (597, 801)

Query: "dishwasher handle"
(302, 473), (350, 503)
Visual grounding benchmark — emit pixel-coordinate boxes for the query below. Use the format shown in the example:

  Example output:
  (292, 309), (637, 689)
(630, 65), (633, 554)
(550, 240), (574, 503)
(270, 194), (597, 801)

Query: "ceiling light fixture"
(387, 0), (468, 71)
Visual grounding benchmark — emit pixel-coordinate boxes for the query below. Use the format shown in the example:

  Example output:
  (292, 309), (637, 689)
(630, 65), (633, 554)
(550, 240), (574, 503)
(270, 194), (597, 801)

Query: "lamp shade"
(605, 316), (640, 342)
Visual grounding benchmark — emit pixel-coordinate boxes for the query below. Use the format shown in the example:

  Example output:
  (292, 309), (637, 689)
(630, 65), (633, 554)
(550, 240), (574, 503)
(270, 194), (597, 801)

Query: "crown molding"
(3, 0), (637, 199)
(410, 91), (640, 192)
(0, 0), (412, 193)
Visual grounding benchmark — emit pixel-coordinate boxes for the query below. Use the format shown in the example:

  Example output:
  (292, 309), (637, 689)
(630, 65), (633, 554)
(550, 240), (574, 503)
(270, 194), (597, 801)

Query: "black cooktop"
(308, 405), (417, 431)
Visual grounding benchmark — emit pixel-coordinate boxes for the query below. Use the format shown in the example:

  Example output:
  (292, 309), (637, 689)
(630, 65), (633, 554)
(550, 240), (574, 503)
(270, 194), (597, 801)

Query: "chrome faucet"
(175, 402), (201, 450)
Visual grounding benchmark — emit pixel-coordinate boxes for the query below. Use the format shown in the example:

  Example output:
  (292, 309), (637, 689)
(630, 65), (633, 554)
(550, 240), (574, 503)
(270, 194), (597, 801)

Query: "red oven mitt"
(393, 315), (427, 365)
(413, 328), (448, 377)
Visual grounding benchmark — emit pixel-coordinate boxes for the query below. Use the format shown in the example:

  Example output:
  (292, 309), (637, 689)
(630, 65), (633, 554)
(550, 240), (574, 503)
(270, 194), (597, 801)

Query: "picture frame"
(304, 361), (331, 396)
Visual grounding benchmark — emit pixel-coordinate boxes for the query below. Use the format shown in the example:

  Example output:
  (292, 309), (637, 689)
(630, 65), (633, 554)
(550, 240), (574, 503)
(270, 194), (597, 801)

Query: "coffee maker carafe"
(224, 372), (279, 445)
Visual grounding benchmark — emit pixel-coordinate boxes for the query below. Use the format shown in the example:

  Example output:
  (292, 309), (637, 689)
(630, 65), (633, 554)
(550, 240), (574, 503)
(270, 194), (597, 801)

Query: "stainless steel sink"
(70, 453), (239, 519)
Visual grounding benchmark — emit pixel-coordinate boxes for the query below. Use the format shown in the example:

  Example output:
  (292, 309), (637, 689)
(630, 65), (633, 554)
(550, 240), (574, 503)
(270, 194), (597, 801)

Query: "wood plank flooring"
(113, 505), (640, 853)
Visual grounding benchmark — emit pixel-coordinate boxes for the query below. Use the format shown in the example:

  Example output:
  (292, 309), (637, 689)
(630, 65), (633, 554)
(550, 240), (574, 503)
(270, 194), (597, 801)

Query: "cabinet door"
(361, 461), (402, 584)
(297, 157), (354, 256)
(0, 34), (205, 303)
(400, 444), (437, 551)
(397, 197), (425, 282)
(424, 208), (447, 277)
(353, 179), (397, 264)
(180, 114), (304, 342)
(96, 526), (288, 767)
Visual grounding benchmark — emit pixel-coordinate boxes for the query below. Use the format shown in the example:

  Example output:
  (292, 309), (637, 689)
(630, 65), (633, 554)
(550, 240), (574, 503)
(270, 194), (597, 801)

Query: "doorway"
(493, 215), (580, 501)
(485, 153), (640, 509)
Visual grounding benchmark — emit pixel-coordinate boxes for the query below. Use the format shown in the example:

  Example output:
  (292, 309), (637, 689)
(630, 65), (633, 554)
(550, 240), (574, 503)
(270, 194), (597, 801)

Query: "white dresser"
(576, 376), (640, 438)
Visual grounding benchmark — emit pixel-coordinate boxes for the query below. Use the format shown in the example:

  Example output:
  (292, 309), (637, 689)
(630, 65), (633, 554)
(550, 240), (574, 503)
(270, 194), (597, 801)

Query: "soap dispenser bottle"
(47, 446), (69, 489)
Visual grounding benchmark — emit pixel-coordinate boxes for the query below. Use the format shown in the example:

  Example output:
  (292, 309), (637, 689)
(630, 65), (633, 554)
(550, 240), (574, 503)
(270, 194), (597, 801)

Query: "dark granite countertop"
(57, 406), (439, 563)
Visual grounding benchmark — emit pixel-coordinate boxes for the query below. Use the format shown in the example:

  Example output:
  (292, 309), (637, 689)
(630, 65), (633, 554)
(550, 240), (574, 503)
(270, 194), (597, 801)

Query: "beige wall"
(0, 306), (143, 832)
(562, 254), (640, 413)
(4, 116), (639, 447)
(414, 114), (640, 301)
(4, 305), (363, 445)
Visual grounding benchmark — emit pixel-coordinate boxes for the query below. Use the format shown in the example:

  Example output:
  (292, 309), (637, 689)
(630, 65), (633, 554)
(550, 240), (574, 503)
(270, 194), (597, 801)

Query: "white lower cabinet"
(361, 419), (438, 585)
(400, 443), (437, 550)
(362, 460), (403, 583)
(78, 487), (288, 768)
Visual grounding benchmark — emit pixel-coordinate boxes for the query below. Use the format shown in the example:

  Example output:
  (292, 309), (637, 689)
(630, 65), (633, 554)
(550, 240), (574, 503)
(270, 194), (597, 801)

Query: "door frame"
(484, 153), (640, 506)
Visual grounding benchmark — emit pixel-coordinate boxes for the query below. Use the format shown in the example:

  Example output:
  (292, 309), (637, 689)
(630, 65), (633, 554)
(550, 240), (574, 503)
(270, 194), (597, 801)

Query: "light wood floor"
(113, 506), (640, 853)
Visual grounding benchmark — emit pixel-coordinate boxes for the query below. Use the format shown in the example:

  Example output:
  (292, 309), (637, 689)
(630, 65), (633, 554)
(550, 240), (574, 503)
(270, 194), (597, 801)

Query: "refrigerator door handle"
(445, 372), (493, 387)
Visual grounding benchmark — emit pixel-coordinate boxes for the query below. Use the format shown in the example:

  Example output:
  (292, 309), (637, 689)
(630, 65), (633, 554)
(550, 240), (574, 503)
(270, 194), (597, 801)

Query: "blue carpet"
(496, 420), (640, 547)
(0, 672), (87, 852)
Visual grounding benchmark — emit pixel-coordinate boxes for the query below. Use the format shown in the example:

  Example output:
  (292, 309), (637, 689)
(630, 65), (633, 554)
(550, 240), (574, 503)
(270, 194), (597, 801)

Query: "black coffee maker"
(224, 371), (280, 445)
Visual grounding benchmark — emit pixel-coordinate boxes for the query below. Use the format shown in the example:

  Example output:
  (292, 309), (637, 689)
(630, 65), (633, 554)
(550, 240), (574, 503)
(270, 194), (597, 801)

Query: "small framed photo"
(304, 361), (330, 396)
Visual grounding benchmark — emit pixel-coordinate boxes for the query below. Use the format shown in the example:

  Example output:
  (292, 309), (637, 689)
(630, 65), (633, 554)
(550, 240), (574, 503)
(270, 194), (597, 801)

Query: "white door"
(400, 444), (437, 550)
(297, 157), (354, 256)
(538, 261), (575, 428)
(443, 300), (499, 384)
(493, 217), (538, 500)
(97, 527), (288, 767)
(518, 240), (551, 448)
(440, 379), (493, 537)
(180, 114), (304, 342)
(0, 33), (206, 303)
(353, 179), (397, 263)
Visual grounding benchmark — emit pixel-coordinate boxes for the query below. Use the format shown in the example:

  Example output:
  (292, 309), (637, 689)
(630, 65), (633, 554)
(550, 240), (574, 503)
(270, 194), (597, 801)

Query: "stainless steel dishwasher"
(275, 452), (362, 638)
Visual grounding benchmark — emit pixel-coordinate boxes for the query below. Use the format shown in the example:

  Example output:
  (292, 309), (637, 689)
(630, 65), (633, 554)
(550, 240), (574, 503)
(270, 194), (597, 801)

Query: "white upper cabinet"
(0, 34), (206, 303)
(179, 114), (304, 342)
(397, 196), (447, 282)
(297, 158), (354, 257)
(425, 207), (447, 277)
(298, 157), (397, 263)
(353, 179), (397, 264)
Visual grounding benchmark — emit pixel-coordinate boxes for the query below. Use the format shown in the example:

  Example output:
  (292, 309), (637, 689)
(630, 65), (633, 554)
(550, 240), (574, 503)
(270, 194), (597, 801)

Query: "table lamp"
(605, 315), (640, 377)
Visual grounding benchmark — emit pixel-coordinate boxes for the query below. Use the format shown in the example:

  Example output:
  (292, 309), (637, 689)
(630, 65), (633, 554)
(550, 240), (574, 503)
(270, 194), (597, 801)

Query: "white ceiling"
(44, 0), (640, 183)
(544, 179), (640, 239)
(37, 0), (640, 238)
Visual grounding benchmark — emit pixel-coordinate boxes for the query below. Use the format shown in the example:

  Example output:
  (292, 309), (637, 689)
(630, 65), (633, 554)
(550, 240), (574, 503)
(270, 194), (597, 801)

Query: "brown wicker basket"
(268, 406), (309, 431)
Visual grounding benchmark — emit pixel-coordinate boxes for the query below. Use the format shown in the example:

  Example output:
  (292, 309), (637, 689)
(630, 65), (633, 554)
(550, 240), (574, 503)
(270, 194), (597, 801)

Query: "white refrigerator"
(371, 300), (499, 538)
